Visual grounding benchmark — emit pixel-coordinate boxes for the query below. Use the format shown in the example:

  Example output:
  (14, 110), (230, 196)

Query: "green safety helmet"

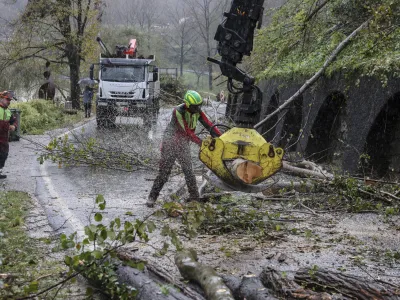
(184, 90), (203, 108)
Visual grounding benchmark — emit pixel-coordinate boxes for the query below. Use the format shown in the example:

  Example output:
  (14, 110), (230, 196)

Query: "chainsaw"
(201, 0), (284, 192)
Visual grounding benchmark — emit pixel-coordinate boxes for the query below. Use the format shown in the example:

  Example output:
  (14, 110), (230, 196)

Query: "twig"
(358, 188), (392, 204)
(380, 191), (400, 202)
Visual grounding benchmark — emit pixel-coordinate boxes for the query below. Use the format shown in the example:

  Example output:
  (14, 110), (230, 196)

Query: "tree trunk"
(294, 268), (400, 300)
(68, 49), (81, 109)
(175, 249), (235, 300)
(222, 275), (277, 300)
(180, 39), (184, 76)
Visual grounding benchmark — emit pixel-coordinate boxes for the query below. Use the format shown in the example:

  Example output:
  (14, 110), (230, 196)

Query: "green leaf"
(147, 221), (156, 233)
(96, 194), (105, 204)
(101, 229), (108, 240)
(92, 250), (103, 259)
(94, 213), (103, 222)
(26, 281), (39, 293)
(136, 262), (145, 271)
(86, 287), (94, 296)
(125, 211), (134, 216)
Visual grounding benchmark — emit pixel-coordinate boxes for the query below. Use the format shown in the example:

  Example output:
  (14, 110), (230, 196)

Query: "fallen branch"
(254, 19), (370, 130)
(282, 161), (333, 180)
(117, 250), (205, 300)
(175, 249), (234, 300)
(294, 268), (400, 299)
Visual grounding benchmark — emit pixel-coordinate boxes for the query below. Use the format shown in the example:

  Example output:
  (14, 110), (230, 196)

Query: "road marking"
(39, 121), (90, 240)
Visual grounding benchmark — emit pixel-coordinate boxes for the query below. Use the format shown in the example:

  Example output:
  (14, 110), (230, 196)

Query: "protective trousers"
(149, 139), (199, 200)
(0, 142), (9, 169)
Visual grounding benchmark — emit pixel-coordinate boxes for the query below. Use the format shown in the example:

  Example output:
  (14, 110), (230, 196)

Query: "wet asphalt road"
(29, 102), (226, 238)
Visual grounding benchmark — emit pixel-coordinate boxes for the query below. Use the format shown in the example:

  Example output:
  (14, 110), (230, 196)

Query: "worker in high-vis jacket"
(147, 90), (222, 207)
(0, 91), (18, 179)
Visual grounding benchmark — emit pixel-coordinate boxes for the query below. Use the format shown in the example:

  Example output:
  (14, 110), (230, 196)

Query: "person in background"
(83, 86), (94, 118)
(147, 90), (222, 207)
(0, 91), (18, 179)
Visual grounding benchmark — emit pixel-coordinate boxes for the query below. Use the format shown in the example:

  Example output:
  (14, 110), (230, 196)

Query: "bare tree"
(182, 0), (225, 91)
(162, 3), (197, 76)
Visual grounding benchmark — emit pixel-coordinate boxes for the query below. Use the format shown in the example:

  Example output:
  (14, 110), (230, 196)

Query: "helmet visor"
(189, 103), (202, 113)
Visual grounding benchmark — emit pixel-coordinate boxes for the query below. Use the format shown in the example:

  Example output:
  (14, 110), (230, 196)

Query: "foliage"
(38, 133), (155, 170)
(160, 75), (187, 105)
(1, 0), (101, 108)
(252, 0), (400, 83)
(308, 174), (400, 214)
(164, 197), (280, 238)
(50, 195), (183, 299)
(10, 100), (84, 135)
(0, 191), (68, 299)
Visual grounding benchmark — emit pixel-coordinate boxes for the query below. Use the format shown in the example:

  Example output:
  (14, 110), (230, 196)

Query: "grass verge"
(0, 191), (77, 299)
(10, 100), (85, 135)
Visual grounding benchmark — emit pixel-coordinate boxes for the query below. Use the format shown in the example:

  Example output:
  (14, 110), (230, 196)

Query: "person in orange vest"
(147, 90), (222, 207)
(0, 91), (18, 179)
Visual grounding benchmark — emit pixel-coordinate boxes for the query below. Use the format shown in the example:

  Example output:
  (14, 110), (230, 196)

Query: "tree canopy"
(251, 0), (400, 84)
(0, 0), (101, 107)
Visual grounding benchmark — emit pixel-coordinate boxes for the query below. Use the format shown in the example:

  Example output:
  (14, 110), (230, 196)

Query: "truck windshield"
(101, 65), (145, 82)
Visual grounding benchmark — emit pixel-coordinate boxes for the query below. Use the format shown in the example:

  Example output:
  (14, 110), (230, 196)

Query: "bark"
(259, 267), (332, 299)
(68, 49), (81, 109)
(117, 250), (205, 300)
(282, 161), (334, 180)
(222, 274), (277, 300)
(117, 265), (194, 300)
(175, 249), (235, 300)
(294, 268), (400, 300)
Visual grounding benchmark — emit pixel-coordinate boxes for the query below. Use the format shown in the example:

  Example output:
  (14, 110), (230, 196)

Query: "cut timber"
(282, 161), (333, 180)
(223, 274), (278, 300)
(232, 158), (263, 184)
(294, 268), (400, 300)
(175, 249), (235, 300)
(259, 267), (332, 299)
(117, 265), (194, 300)
(117, 250), (205, 300)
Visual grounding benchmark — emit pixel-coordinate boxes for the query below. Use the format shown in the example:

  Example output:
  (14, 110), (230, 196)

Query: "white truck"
(95, 37), (160, 128)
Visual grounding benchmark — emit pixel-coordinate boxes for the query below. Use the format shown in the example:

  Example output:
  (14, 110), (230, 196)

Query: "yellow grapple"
(199, 128), (284, 187)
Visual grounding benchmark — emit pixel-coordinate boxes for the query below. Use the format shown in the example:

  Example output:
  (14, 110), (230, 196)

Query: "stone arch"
(280, 95), (303, 151)
(262, 91), (279, 142)
(305, 91), (347, 163)
(362, 92), (400, 178)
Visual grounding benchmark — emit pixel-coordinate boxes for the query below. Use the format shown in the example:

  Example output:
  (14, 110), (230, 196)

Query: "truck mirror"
(153, 72), (158, 82)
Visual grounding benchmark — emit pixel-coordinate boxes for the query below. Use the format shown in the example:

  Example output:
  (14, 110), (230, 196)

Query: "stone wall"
(257, 74), (400, 177)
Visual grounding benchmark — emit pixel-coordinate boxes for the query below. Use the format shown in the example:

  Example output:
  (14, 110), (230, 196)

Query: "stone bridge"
(227, 74), (400, 178)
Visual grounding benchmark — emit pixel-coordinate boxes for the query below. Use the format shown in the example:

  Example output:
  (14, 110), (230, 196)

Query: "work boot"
(146, 195), (157, 208)
(0, 170), (6, 179)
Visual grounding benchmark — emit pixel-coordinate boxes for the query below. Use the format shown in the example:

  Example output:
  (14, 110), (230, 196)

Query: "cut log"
(175, 249), (235, 300)
(117, 265), (194, 300)
(259, 267), (332, 299)
(282, 161), (333, 180)
(294, 268), (400, 300)
(222, 274), (278, 300)
(117, 250), (205, 300)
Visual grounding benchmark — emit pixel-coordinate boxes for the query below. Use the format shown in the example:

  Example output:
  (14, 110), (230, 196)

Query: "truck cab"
(95, 42), (160, 128)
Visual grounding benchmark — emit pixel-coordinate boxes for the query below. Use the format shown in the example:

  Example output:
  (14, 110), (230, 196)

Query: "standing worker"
(83, 86), (93, 118)
(0, 91), (18, 179)
(147, 90), (222, 207)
